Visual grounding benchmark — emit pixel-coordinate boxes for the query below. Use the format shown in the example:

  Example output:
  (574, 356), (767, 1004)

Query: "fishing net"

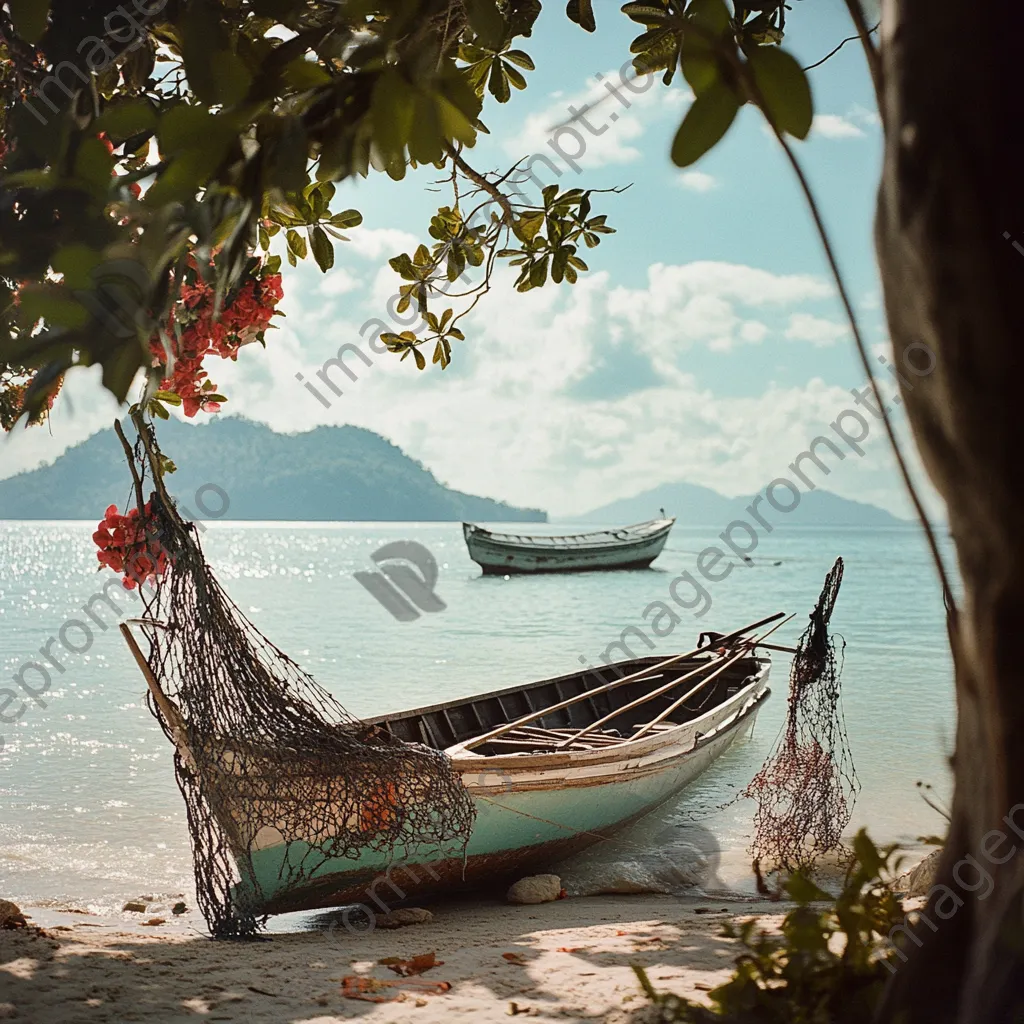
(116, 416), (476, 938)
(745, 557), (857, 872)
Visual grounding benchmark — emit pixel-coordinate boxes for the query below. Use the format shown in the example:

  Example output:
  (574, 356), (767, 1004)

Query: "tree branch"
(843, 0), (883, 104)
(804, 23), (880, 73)
(445, 145), (515, 223)
(114, 418), (146, 515)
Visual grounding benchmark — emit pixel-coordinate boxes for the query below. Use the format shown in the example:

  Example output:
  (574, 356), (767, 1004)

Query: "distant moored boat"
(462, 517), (675, 575)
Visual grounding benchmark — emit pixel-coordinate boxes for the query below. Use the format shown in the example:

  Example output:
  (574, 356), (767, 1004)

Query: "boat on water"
(462, 516), (675, 575)
(120, 614), (779, 918)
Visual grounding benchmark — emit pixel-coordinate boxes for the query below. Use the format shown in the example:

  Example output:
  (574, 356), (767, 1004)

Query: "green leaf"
(371, 70), (416, 158)
(680, 0), (731, 96)
(670, 80), (740, 167)
(9, 0), (50, 42)
(465, 0), (507, 49)
(159, 106), (220, 155)
(566, 0), (596, 32)
(283, 58), (332, 91)
(529, 256), (548, 288)
(310, 225), (335, 272)
(488, 59), (512, 103)
(504, 63), (528, 91)
(408, 92), (444, 165)
(330, 209), (363, 229)
(514, 211), (545, 242)
(73, 138), (115, 200)
(153, 390), (183, 406)
(286, 229), (308, 260)
(785, 873), (833, 905)
(17, 287), (89, 329)
(52, 245), (102, 289)
(504, 50), (536, 71)
(94, 100), (157, 142)
(748, 46), (813, 139)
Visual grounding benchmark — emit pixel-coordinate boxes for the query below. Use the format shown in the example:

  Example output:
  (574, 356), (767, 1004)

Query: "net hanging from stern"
(117, 416), (476, 938)
(745, 557), (857, 872)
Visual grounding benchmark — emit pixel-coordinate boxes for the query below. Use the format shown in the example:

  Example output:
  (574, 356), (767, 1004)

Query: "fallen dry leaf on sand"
(386, 951), (444, 976)
(341, 976), (451, 1003)
(502, 952), (529, 966)
(556, 947), (583, 953)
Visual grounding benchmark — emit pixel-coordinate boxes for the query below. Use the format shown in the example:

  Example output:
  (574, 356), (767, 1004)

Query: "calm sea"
(0, 521), (956, 917)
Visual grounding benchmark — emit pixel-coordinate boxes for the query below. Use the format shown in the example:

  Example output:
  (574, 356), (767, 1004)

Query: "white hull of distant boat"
(462, 517), (675, 575)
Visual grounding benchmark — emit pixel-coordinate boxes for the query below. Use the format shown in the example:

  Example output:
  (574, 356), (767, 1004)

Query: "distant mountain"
(576, 481), (735, 526)
(0, 417), (547, 522)
(577, 480), (906, 527)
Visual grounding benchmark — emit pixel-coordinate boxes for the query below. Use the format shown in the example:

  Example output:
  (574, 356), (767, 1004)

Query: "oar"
(629, 614), (792, 741)
(556, 614), (793, 749)
(458, 611), (785, 752)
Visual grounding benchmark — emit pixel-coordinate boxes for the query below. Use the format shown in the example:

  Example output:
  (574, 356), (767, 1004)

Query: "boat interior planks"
(367, 652), (763, 756)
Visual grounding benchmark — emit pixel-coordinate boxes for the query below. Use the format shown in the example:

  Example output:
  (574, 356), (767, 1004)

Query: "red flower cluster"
(93, 502), (170, 589)
(151, 262), (284, 416)
(0, 367), (63, 432)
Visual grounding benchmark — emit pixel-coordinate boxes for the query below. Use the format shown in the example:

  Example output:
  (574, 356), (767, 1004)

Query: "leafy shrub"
(634, 830), (906, 1023)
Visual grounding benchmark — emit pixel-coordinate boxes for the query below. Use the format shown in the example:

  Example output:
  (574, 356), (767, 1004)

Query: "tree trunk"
(875, 1), (1024, 1021)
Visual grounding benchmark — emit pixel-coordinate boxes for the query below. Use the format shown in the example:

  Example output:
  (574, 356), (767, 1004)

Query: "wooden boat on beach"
(462, 517), (675, 575)
(121, 613), (783, 919)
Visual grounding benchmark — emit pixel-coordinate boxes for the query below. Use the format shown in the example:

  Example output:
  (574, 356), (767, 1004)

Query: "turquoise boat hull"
(238, 660), (771, 918)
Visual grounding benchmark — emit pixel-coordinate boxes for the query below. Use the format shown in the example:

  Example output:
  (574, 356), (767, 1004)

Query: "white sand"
(0, 894), (785, 1023)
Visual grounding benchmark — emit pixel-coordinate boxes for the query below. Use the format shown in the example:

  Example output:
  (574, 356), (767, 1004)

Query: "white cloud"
(740, 320), (768, 344)
(506, 70), (691, 172)
(607, 261), (832, 358)
(849, 103), (882, 128)
(318, 268), (361, 296)
(812, 114), (865, 139)
(785, 313), (850, 347)
(344, 226), (419, 261)
(677, 170), (718, 192)
(1, 255), (911, 519)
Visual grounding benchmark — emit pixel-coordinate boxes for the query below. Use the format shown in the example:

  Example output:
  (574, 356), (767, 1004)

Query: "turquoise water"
(0, 520), (956, 915)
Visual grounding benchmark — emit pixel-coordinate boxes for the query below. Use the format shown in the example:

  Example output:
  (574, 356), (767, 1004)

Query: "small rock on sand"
(122, 901), (147, 913)
(507, 875), (562, 905)
(0, 1002), (17, 1019)
(374, 907), (433, 929)
(0, 900), (26, 929)
(172, 902), (188, 915)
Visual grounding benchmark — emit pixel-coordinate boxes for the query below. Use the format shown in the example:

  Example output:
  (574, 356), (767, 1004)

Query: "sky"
(2, 1), (941, 521)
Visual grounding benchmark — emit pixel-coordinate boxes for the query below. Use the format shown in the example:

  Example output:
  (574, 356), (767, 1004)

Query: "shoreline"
(2, 892), (786, 1023)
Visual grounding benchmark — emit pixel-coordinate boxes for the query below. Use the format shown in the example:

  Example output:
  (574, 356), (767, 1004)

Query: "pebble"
(122, 901), (147, 913)
(0, 900), (26, 929)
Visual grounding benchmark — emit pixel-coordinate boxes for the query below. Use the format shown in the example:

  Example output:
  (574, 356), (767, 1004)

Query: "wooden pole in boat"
(752, 642), (798, 655)
(119, 622), (189, 743)
(554, 656), (727, 747)
(555, 614), (793, 748)
(629, 615), (792, 741)
(459, 611), (786, 751)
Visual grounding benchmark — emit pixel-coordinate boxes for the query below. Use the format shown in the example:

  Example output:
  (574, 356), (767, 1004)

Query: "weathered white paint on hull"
(463, 518), (674, 574)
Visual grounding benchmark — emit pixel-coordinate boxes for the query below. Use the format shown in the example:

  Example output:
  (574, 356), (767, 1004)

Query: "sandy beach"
(0, 893), (785, 1023)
